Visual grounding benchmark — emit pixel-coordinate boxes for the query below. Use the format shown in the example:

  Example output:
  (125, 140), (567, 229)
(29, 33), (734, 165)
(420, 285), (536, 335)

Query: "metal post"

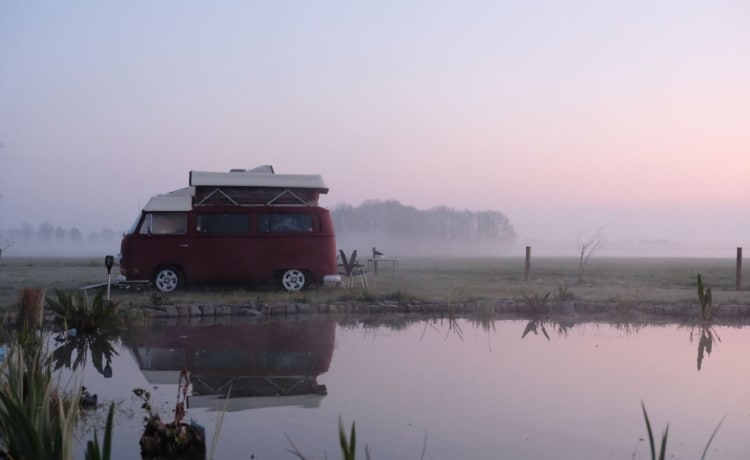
(524, 246), (531, 282)
(737, 247), (743, 291)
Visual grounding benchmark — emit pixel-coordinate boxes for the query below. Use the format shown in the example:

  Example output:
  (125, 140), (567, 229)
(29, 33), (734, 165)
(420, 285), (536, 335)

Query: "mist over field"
(0, 200), (740, 259)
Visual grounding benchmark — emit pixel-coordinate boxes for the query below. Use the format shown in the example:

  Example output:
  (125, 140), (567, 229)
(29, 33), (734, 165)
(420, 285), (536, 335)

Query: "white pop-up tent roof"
(189, 170), (328, 192)
(142, 166), (328, 211)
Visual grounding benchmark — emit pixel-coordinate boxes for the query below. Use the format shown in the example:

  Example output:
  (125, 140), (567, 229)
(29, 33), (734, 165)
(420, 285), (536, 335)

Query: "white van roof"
(143, 187), (194, 212)
(189, 170), (328, 192)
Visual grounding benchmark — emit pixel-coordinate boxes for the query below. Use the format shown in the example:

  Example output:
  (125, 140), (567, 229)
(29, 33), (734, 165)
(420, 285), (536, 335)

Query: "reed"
(641, 402), (668, 460)
(84, 402), (115, 460)
(17, 287), (45, 329)
(0, 344), (79, 460)
(697, 274), (714, 322)
(641, 402), (724, 460)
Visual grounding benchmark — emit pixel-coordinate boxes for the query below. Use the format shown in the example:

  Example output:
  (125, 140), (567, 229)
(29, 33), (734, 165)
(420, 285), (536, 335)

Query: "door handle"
(179, 244), (189, 248)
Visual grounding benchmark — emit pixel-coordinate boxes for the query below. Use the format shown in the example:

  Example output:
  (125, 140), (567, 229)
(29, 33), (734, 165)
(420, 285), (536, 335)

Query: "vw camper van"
(119, 166), (340, 292)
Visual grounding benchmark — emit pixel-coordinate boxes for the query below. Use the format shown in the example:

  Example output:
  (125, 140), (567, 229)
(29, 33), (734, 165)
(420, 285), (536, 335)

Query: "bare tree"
(0, 240), (14, 262)
(577, 227), (605, 283)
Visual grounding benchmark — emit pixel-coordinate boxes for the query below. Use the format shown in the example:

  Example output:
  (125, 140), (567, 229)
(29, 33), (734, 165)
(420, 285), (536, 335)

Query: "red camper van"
(118, 166), (341, 292)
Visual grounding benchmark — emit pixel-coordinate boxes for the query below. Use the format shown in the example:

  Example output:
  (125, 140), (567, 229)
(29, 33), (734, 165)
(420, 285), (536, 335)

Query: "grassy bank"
(1, 256), (749, 311)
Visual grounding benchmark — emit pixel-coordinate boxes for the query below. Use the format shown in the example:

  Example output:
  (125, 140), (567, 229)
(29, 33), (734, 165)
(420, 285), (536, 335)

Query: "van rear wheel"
(154, 267), (182, 293)
(281, 269), (306, 291)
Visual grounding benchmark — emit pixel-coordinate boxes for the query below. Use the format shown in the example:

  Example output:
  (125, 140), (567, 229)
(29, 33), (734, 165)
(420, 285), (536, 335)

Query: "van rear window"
(259, 213), (314, 233)
(196, 214), (250, 234)
(139, 214), (187, 235)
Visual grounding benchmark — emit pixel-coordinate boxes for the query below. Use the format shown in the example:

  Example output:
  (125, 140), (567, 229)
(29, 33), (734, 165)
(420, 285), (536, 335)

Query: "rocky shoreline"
(137, 298), (750, 324)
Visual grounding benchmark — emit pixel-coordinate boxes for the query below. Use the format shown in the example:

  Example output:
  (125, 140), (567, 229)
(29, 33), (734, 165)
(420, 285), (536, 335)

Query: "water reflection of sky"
(65, 318), (750, 459)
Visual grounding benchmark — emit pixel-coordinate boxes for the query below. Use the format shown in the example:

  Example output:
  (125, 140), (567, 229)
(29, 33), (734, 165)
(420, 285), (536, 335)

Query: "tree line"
(331, 200), (516, 242)
(0, 222), (120, 246)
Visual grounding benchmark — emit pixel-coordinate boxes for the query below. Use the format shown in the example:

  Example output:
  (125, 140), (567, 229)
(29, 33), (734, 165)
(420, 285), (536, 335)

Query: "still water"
(67, 316), (750, 459)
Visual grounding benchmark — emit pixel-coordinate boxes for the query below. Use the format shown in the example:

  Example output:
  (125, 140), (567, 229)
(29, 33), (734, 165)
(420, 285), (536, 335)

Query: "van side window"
(139, 213), (187, 235)
(258, 213), (314, 233)
(196, 214), (250, 234)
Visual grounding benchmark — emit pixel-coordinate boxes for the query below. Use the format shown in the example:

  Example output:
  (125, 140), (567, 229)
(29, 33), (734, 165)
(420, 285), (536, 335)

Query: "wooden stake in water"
(105, 255), (114, 301)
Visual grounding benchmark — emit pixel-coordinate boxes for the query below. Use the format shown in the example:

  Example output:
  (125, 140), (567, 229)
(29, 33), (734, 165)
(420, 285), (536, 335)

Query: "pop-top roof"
(142, 167), (328, 211)
(189, 169), (328, 193)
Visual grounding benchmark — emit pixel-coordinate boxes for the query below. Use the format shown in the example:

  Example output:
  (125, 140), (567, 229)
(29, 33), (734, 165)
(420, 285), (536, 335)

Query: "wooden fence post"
(737, 247), (743, 291)
(524, 246), (531, 282)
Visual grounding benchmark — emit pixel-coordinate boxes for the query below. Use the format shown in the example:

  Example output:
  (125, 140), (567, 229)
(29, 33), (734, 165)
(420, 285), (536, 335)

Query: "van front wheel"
(154, 267), (182, 293)
(281, 269), (306, 291)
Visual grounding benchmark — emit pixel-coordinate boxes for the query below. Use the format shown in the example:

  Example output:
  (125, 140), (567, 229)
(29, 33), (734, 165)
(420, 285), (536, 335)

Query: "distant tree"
(0, 239), (13, 262)
(577, 227), (605, 283)
(70, 227), (83, 242)
(55, 226), (66, 241)
(100, 228), (117, 242)
(37, 221), (54, 240)
(19, 222), (33, 240)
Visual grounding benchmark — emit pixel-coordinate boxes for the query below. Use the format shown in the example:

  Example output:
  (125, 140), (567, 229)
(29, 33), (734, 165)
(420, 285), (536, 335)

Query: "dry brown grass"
(1, 256), (749, 310)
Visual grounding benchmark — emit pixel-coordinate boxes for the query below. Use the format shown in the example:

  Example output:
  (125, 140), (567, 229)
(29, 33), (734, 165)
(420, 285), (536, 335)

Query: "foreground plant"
(641, 402), (723, 460)
(136, 369), (206, 460)
(85, 402), (115, 460)
(697, 274), (714, 322)
(641, 402), (668, 460)
(0, 344), (79, 460)
(46, 289), (122, 333)
(521, 292), (550, 314)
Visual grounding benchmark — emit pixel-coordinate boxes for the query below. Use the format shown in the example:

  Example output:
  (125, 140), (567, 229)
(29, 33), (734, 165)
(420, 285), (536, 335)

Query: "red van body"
(118, 167), (340, 292)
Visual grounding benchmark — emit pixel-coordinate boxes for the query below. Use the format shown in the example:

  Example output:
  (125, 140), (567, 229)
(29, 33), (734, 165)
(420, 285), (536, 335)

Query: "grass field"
(1, 256), (749, 311)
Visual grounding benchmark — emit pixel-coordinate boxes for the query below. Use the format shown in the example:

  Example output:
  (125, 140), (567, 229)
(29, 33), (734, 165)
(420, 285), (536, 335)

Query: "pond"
(62, 315), (750, 460)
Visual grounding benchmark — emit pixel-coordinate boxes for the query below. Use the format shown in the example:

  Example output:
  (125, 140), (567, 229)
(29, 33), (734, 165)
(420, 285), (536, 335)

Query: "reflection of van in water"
(118, 166), (341, 292)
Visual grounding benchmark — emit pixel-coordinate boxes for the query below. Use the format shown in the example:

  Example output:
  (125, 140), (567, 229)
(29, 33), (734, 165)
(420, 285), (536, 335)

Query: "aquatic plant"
(46, 289), (122, 333)
(641, 402), (668, 460)
(696, 274), (714, 322)
(287, 416), (373, 460)
(0, 345), (79, 460)
(135, 369), (207, 460)
(84, 402), (115, 460)
(338, 416), (357, 460)
(521, 291), (550, 314)
(641, 402), (723, 460)
(554, 283), (575, 301)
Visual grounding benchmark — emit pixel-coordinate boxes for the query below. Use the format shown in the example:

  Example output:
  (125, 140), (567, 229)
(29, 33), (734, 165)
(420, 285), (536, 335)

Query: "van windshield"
(125, 216), (140, 235)
(138, 213), (187, 235)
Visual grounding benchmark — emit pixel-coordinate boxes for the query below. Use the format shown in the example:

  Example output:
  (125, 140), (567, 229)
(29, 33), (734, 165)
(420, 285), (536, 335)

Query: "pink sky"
(0, 1), (747, 254)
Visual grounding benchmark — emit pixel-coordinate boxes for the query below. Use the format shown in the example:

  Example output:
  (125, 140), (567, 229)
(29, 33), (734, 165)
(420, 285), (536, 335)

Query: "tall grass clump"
(522, 292), (550, 314)
(46, 289), (122, 333)
(696, 274), (714, 322)
(0, 340), (79, 460)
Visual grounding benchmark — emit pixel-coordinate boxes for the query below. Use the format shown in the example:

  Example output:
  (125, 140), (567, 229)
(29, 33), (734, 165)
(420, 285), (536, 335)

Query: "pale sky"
(0, 1), (748, 254)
